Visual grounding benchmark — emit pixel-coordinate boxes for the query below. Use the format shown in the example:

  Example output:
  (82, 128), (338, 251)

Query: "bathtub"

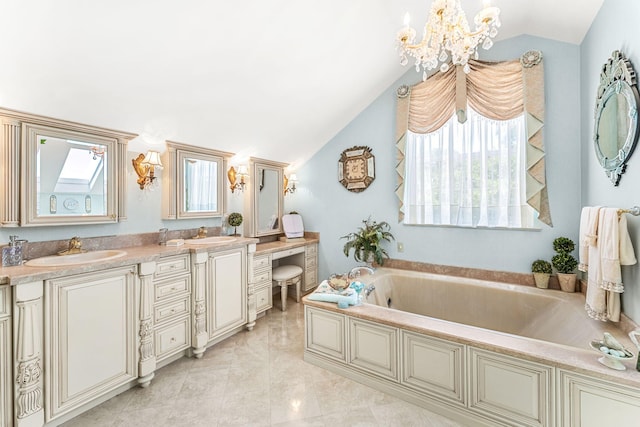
(303, 268), (640, 427)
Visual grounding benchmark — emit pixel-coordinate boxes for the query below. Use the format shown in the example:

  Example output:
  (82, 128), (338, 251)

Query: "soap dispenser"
(2, 235), (26, 267)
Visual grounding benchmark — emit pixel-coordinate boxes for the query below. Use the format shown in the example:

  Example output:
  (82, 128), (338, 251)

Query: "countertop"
(0, 237), (258, 286)
(255, 237), (318, 255)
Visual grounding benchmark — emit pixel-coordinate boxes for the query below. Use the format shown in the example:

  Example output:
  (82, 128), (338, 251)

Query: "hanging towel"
(585, 208), (637, 322)
(578, 206), (601, 272)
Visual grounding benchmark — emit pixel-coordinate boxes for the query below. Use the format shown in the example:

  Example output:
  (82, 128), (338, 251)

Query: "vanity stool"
(272, 265), (303, 311)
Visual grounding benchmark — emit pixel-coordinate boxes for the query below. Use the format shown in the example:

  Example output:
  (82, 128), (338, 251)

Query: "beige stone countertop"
(0, 237), (258, 286)
(256, 237), (318, 255)
(303, 298), (640, 389)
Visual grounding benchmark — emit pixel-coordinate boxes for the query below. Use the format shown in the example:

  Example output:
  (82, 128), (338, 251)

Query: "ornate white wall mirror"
(244, 158), (287, 237)
(0, 108), (131, 227)
(162, 141), (231, 219)
(594, 50), (640, 186)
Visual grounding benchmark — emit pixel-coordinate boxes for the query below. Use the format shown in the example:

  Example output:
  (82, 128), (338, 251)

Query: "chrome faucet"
(349, 266), (375, 279)
(364, 284), (376, 297)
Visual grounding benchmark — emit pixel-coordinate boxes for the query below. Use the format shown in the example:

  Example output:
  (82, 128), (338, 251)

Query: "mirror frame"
(0, 108), (132, 227)
(22, 123), (119, 226)
(593, 50), (640, 186)
(162, 141), (231, 220)
(244, 157), (287, 237)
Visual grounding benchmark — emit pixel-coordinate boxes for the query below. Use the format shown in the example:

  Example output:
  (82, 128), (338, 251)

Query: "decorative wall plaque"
(338, 146), (375, 192)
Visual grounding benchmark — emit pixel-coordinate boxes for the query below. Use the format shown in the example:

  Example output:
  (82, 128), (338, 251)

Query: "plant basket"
(557, 273), (577, 292)
(533, 272), (550, 289)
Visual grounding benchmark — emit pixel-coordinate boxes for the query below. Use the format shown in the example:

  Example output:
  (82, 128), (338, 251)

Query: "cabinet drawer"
(154, 254), (190, 279)
(305, 256), (317, 269)
(256, 285), (272, 313)
(303, 270), (317, 292)
(305, 243), (317, 256)
(0, 286), (8, 317)
(155, 276), (191, 302)
(154, 296), (190, 324)
(254, 269), (272, 284)
(253, 254), (271, 270)
(155, 316), (190, 361)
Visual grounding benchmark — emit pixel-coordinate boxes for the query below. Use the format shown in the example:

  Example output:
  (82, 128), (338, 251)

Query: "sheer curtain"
(404, 107), (532, 228)
(185, 160), (217, 211)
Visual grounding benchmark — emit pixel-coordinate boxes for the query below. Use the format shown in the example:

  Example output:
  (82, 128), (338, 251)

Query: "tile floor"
(62, 300), (465, 427)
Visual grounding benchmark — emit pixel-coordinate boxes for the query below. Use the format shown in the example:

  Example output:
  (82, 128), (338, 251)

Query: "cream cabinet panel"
(155, 316), (190, 362)
(0, 313), (11, 427)
(303, 243), (318, 292)
(559, 370), (640, 426)
(348, 318), (398, 380)
(255, 285), (272, 313)
(208, 247), (247, 339)
(45, 266), (137, 421)
(154, 253), (190, 279)
(401, 331), (465, 406)
(305, 307), (346, 361)
(469, 348), (553, 427)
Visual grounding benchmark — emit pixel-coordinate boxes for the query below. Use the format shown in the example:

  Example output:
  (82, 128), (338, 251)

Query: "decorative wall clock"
(338, 146), (375, 192)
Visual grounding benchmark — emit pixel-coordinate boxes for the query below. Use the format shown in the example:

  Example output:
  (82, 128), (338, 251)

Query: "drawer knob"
(171, 287), (178, 291)
(170, 337), (176, 342)
(171, 309), (176, 313)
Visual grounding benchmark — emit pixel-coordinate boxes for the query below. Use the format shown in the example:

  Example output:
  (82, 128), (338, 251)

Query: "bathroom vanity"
(0, 237), (281, 427)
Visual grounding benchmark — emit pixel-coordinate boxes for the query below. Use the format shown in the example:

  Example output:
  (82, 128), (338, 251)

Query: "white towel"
(578, 206), (600, 272)
(585, 207), (637, 322)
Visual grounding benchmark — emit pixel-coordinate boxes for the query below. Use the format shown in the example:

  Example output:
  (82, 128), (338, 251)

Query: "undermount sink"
(25, 250), (128, 267)
(184, 236), (237, 245)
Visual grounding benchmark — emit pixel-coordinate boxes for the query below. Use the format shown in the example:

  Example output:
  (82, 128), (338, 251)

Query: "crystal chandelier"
(397, 0), (500, 79)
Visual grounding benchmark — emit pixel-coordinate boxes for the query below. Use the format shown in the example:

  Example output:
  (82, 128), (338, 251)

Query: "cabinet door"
(559, 370), (640, 426)
(469, 347), (553, 427)
(208, 248), (247, 339)
(0, 316), (11, 427)
(348, 318), (398, 380)
(45, 266), (137, 421)
(401, 331), (465, 406)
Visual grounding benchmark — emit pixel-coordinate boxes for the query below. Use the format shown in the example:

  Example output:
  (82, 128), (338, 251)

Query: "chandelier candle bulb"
(397, 0), (501, 77)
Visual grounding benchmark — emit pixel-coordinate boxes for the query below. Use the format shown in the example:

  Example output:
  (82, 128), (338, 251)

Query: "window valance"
(395, 50), (552, 227)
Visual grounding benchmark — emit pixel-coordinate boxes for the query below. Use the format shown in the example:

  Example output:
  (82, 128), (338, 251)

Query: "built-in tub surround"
(304, 268), (640, 426)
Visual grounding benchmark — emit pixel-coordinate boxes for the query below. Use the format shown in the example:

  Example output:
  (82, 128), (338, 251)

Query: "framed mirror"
(162, 141), (231, 219)
(21, 123), (124, 226)
(244, 158), (287, 237)
(594, 50), (640, 186)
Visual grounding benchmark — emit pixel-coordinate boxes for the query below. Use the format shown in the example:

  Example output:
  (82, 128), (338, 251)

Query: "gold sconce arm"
(132, 150), (163, 190)
(228, 165), (248, 193)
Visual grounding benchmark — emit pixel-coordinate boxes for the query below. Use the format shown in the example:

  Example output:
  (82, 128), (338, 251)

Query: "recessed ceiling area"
(0, 0), (604, 168)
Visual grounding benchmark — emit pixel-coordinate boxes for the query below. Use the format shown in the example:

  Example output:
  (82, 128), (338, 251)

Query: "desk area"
(249, 235), (318, 314)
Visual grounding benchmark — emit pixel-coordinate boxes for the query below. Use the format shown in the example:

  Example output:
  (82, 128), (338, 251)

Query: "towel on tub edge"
(307, 280), (358, 306)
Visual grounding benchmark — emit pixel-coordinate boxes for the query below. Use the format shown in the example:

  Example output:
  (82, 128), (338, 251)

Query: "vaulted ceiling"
(0, 0), (604, 168)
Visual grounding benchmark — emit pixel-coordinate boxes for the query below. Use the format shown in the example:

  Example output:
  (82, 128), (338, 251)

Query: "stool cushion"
(272, 265), (303, 281)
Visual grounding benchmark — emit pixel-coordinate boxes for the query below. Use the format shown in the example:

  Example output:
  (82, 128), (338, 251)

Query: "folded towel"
(307, 280), (358, 306)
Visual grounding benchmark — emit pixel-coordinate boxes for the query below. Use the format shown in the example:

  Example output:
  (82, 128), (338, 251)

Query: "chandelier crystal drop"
(396, 0), (500, 79)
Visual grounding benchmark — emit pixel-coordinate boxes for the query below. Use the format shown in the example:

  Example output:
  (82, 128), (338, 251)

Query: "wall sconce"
(228, 165), (248, 193)
(132, 150), (163, 190)
(284, 174), (297, 195)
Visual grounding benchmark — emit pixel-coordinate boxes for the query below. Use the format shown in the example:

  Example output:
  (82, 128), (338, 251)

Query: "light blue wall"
(287, 35), (582, 285)
(581, 0), (640, 322)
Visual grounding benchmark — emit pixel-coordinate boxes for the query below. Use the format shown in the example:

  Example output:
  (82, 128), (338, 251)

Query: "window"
(403, 107), (534, 228)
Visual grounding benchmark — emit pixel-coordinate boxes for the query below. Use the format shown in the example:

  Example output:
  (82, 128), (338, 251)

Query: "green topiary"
(553, 237), (575, 254)
(552, 252), (578, 274)
(531, 259), (552, 274)
(227, 212), (243, 235)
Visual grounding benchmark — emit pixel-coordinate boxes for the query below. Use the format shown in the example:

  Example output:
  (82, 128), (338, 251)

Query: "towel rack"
(617, 206), (640, 216)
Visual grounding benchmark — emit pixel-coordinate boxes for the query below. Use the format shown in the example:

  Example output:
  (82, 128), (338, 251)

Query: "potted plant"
(552, 237), (578, 292)
(227, 212), (243, 236)
(341, 217), (395, 266)
(531, 259), (552, 289)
